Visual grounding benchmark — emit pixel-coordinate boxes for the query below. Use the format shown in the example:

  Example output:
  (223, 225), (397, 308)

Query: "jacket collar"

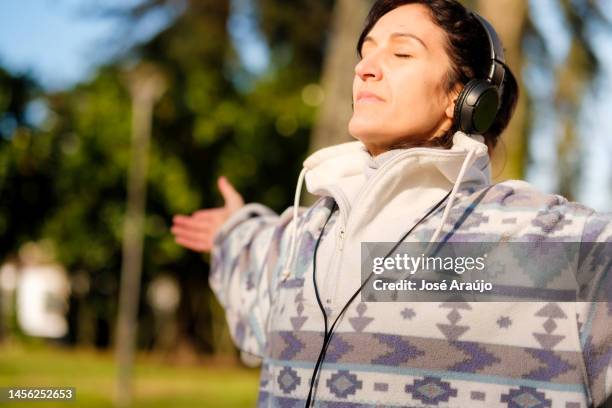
(303, 131), (491, 200)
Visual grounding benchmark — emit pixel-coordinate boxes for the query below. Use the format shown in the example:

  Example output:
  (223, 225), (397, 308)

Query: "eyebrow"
(363, 32), (428, 50)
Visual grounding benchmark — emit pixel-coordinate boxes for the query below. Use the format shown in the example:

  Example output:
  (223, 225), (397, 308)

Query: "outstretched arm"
(172, 176), (300, 358)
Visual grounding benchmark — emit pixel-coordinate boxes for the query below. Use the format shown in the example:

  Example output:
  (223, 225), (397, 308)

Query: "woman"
(172, 1), (611, 407)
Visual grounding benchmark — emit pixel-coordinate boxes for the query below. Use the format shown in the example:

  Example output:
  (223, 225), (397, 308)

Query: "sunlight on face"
(348, 4), (458, 156)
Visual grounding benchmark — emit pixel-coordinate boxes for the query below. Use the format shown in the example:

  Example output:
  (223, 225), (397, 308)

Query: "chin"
(349, 117), (375, 137)
(349, 118), (386, 145)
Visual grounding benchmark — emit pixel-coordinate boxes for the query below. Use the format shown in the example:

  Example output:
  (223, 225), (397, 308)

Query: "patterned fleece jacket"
(210, 131), (612, 408)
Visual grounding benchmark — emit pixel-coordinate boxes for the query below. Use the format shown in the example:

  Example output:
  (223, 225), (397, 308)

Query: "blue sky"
(0, 0), (266, 90)
(0, 0), (117, 90)
(0, 0), (177, 90)
(0, 0), (610, 211)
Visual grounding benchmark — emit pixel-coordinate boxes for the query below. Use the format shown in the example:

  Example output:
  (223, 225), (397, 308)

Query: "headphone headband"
(471, 12), (506, 93)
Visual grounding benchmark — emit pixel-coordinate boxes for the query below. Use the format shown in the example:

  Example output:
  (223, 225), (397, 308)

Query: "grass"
(0, 341), (260, 407)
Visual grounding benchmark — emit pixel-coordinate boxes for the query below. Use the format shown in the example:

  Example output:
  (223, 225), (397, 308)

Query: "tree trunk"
(115, 64), (166, 408)
(308, 0), (372, 153)
(475, 0), (529, 181)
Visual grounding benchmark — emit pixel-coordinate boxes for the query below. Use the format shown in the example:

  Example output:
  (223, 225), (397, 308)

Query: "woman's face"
(348, 4), (460, 156)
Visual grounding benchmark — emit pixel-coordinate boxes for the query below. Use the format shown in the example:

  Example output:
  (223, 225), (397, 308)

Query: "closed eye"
(394, 54), (412, 58)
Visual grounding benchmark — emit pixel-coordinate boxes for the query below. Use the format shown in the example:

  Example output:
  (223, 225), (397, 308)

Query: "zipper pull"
(338, 227), (345, 251)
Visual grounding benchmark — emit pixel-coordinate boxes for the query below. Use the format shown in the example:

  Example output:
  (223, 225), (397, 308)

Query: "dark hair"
(356, 0), (519, 150)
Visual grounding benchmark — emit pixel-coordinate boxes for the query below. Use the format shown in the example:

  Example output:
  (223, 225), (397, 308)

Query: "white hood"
(304, 131), (489, 194)
(283, 131), (492, 280)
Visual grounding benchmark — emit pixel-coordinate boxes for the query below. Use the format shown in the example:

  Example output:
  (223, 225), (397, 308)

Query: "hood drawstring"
(427, 146), (477, 248)
(281, 167), (307, 280)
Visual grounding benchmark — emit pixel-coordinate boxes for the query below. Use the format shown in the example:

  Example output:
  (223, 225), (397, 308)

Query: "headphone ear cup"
(454, 79), (480, 133)
(454, 79), (500, 134)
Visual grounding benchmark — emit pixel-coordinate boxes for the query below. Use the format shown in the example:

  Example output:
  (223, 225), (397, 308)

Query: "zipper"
(324, 147), (471, 308)
(317, 186), (350, 308)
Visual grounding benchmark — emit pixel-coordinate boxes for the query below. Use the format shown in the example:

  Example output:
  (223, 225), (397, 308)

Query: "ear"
(445, 84), (463, 120)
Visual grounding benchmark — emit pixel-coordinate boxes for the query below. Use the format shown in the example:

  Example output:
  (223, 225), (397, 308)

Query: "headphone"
(453, 12), (507, 135)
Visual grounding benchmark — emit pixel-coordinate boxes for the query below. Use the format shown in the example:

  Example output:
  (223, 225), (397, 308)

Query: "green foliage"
(0, 68), (48, 250)
(0, 0), (334, 351)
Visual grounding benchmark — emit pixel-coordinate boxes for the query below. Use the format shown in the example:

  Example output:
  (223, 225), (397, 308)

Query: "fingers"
(171, 214), (217, 253)
(193, 208), (225, 220)
(174, 235), (212, 253)
(171, 224), (210, 242)
(173, 214), (213, 231)
(218, 176), (244, 212)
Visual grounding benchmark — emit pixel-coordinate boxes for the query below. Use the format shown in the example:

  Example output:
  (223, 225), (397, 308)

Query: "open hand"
(171, 176), (244, 253)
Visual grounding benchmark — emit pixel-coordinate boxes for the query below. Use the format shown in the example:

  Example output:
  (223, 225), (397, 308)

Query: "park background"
(0, 0), (611, 407)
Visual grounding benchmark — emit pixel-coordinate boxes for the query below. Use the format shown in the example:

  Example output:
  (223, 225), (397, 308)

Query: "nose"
(355, 51), (382, 82)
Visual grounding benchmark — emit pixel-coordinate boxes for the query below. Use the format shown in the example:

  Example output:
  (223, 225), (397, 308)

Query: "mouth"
(356, 91), (385, 104)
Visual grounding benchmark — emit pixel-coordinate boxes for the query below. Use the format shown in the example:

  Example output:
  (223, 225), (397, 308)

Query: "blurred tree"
(116, 63), (167, 408)
(0, 68), (47, 254)
(308, 0), (372, 154)
(476, 0), (610, 192)
(41, 69), (146, 348)
(552, 0), (607, 200)
(475, 0), (529, 181)
(102, 0), (329, 357)
(0, 68), (40, 343)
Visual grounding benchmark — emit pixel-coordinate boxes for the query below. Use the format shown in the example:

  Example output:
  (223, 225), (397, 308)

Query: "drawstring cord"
(426, 147), (476, 254)
(282, 167), (308, 280)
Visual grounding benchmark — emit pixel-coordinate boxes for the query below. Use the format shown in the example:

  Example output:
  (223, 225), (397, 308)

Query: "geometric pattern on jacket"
(211, 180), (612, 407)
